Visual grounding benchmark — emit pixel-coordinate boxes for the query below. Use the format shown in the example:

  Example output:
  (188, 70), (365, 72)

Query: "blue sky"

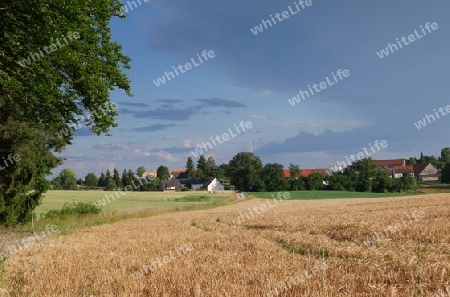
(53, 0), (450, 178)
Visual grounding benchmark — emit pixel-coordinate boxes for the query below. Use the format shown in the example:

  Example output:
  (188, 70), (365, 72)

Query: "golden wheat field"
(1, 193), (449, 297)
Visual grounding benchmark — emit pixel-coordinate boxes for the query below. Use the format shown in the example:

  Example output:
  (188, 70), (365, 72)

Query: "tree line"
(53, 148), (450, 193)
(51, 155), (227, 191)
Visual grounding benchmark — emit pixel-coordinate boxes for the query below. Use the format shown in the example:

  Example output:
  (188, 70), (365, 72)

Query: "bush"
(174, 195), (211, 202)
(441, 163), (450, 183)
(42, 202), (102, 218)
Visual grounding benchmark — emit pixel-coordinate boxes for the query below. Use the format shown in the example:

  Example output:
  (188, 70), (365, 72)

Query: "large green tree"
(228, 152), (264, 191)
(133, 166), (146, 191)
(136, 166), (146, 177)
(206, 156), (217, 179)
(104, 175), (116, 191)
(121, 169), (129, 187)
(0, 1), (131, 225)
(353, 158), (377, 192)
(406, 157), (417, 166)
(441, 148), (450, 163)
(196, 155), (208, 181)
(156, 166), (170, 181)
(306, 173), (324, 191)
(441, 163), (450, 184)
(185, 157), (195, 179)
(113, 168), (122, 188)
(419, 152), (425, 163)
(84, 173), (98, 188)
(98, 171), (107, 187)
(372, 170), (392, 193)
(288, 163), (300, 179)
(263, 163), (289, 192)
(326, 172), (347, 191)
(0, 123), (57, 225)
(288, 163), (304, 190)
(399, 172), (416, 192)
(52, 168), (78, 190)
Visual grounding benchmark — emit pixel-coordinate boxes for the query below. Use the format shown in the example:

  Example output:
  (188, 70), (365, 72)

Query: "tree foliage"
(0, 1), (131, 225)
(156, 166), (170, 181)
(263, 163), (289, 192)
(206, 157), (217, 180)
(441, 163), (450, 184)
(353, 158), (377, 192)
(228, 152), (264, 191)
(441, 148), (450, 163)
(0, 123), (58, 225)
(84, 173), (98, 188)
(325, 158), (418, 193)
(185, 157), (195, 179)
(196, 155), (208, 181)
(371, 170), (392, 193)
(97, 171), (106, 187)
(289, 163), (300, 179)
(306, 173), (324, 191)
(136, 166), (146, 177)
(113, 168), (122, 188)
(52, 169), (78, 190)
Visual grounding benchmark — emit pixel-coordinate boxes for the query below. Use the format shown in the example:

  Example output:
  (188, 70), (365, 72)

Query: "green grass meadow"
(4, 189), (436, 236)
(35, 190), (231, 216)
(0, 190), (234, 235)
(416, 182), (450, 193)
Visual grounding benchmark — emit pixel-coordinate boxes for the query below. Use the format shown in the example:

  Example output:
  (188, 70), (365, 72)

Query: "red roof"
(284, 169), (330, 178)
(393, 166), (414, 174)
(374, 159), (406, 167)
(283, 170), (293, 178)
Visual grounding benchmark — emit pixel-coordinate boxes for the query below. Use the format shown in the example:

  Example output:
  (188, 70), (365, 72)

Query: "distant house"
(206, 178), (224, 193)
(392, 166), (414, 178)
(374, 159), (406, 169)
(283, 168), (330, 178)
(301, 169), (331, 177)
(413, 163), (439, 181)
(142, 171), (157, 178)
(159, 179), (181, 192)
(283, 170), (297, 178)
(170, 169), (185, 179)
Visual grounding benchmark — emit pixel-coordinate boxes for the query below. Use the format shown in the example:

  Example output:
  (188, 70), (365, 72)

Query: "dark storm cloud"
(121, 98), (247, 121)
(155, 99), (184, 104)
(196, 98), (246, 108)
(120, 106), (198, 121)
(119, 101), (150, 108)
(134, 124), (176, 132)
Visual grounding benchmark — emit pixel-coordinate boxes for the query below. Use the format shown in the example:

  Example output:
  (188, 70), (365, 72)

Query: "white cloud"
(183, 139), (192, 148)
(257, 90), (272, 96)
(97, 143), (132, 150)
(133, 149), (152, 157)
(155, 151), (178, 162)
(281, 120), (370, 135)
(250, 114), (267, 119)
